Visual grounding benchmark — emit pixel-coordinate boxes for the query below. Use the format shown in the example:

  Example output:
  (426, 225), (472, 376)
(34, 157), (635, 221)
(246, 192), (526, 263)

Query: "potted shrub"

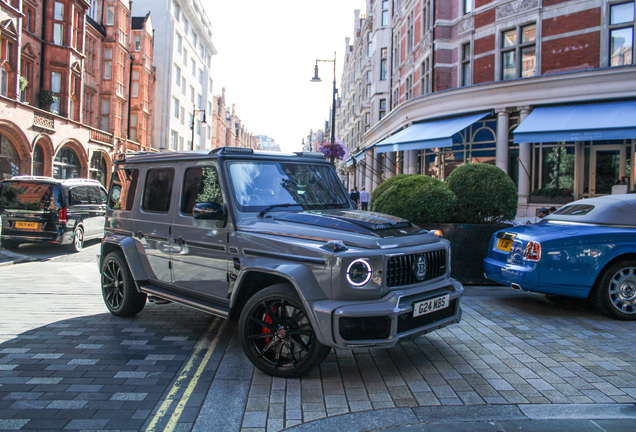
(440, 163), (518, 284)
(37, 89), (57, 112)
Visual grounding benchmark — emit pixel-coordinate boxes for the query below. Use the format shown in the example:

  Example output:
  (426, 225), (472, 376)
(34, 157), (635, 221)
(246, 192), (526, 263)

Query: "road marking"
(145, 317), (227, 432)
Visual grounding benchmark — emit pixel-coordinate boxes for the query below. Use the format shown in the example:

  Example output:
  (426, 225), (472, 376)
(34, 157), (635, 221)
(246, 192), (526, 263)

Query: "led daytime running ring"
(346, 259), (372, 287)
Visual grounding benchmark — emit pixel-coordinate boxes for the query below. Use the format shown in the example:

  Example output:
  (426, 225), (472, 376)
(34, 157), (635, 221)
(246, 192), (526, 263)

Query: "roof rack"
(115, 151), (158, 162)
(293, 152), (326, 159)
(10, 175), (55, 180)
(209, 146), (255, 155)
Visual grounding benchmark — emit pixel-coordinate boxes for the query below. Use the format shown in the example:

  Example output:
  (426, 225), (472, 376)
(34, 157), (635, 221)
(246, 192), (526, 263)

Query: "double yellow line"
(145, 318), (227, 432)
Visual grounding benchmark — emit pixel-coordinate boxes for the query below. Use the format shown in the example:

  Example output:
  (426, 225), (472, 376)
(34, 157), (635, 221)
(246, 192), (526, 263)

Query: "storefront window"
(532, 143), (575, 193)
(441, 120), (497, 178)
(0, 135), (20, 180)
(33, 143), (44, 176)
(53, 146), (81, 179)
(89, 151), (107, 186)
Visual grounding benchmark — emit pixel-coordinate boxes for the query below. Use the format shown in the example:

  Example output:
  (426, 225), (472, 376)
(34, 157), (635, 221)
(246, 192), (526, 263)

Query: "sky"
(207, 0), (366, 152)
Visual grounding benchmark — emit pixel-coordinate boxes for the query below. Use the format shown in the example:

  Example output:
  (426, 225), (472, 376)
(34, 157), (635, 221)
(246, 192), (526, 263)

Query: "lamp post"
(191, 103), (207, 151)
(310, 51), (337, 145)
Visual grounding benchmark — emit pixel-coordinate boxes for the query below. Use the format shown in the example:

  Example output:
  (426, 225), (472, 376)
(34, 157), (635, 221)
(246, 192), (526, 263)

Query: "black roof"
(115, 148), (328, 165)
(86, 15), (106, 37)
(131, 16), (145, 30)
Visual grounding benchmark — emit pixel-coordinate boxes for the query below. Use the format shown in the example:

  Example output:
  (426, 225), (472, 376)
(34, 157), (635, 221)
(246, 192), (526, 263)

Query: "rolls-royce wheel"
(101, 250), (146, 317)
(239, 284), (331, 378)
(594, 260), (636, 320)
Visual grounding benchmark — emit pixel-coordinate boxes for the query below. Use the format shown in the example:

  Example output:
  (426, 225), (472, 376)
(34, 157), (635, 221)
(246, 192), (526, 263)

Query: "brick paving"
(1, 259), (636, 431)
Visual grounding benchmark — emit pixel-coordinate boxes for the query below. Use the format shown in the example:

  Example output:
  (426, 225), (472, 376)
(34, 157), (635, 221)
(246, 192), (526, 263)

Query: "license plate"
(496, 238), (513, 252)
(413, 294), (450, 317)
(15, 221), (38, 230)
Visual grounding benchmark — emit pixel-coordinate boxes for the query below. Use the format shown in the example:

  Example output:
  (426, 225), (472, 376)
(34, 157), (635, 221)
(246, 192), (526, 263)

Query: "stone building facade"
(0, 0), (155, 187)
(338, 0), (636, 218)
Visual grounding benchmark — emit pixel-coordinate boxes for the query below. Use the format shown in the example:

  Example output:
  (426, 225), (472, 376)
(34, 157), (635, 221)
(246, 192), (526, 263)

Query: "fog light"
(346, 259), (372, 287)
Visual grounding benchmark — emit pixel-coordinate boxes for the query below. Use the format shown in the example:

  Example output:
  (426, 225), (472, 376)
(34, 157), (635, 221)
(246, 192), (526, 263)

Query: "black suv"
(99, 147), (463, 377)
(0, 176), (107, 252)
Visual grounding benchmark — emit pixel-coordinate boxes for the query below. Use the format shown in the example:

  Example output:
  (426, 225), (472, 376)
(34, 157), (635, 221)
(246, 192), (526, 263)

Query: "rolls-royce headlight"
(346, 259), (372, 287)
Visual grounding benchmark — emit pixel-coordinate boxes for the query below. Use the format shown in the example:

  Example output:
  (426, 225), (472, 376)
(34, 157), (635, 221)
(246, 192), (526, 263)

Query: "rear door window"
(0, 181), (61, 211)
(109, 168), (139, 210)
(69, 187), (88, 206)
(142, 168), (175, 213)
(85, 186), (102, 204)
(181, 166), (224, 215)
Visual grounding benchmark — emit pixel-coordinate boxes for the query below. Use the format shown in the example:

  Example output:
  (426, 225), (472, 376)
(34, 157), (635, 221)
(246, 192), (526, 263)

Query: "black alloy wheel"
(594, 260), (636, 320)
(101, 250), (146, 317)
(239, 284), (331, 378)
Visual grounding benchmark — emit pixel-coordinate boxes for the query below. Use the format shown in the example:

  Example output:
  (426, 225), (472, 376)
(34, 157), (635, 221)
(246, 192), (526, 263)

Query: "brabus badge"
(414, 255), (427, 281)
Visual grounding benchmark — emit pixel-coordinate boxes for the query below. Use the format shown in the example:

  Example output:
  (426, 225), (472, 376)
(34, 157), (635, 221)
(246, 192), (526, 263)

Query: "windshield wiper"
(258, 203), (302, 218)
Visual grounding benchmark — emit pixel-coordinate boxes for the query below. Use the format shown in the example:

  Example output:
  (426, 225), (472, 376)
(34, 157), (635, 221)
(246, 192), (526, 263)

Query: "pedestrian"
(548, 206), (557, 214)
(359, 187), (370, 211)
(537, 207), (548, 218)
(350, 187), (360, 209)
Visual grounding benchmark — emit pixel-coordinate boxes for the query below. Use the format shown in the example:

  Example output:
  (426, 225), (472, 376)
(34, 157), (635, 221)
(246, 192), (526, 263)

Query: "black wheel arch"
(229, 271), (291, 320)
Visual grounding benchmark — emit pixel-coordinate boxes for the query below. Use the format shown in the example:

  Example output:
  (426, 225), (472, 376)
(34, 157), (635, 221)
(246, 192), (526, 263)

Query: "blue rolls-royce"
(484, 194), (636, 320)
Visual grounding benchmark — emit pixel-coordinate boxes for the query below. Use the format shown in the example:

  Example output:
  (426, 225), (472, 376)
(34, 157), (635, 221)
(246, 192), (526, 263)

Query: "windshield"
(228, 161), (350, 212)
(0, 181), (62, 211)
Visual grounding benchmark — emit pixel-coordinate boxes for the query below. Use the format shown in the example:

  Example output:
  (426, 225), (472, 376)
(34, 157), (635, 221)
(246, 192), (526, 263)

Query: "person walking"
(359, 187), (370, 211)
(350, 187), (360, 210)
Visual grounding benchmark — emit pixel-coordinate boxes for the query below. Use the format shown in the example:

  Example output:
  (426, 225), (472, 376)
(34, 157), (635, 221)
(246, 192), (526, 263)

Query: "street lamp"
(191, 104), (207, 151)
(310, 51), (337, 145)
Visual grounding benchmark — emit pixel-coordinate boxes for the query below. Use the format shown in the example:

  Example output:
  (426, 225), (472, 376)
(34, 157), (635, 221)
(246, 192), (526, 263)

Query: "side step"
(139, 284), (230, 319)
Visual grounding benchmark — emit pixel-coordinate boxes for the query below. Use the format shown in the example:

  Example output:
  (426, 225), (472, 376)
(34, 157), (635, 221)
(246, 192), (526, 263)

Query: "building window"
(423, 1), (431, 34)
(176, 33), (182, 54)
(367, 32), (373, 57)
(173, 97), (180, 118)
(366, 70), (372, 98)
(392, 87), (400, 109)
(183, 48), (188, 66)
(180, 107), (185, 125)
(382, 0), (389, 26)
(134, 35), (141, 51)
(190, 85), (195, 103)
(107, 6), (114, 26)
(181, 77), (186, 95)
(0, 66), (8, 97)
(609, 2), (635, 66)
(102, 98), (110, 132)
(83, 91), (93, 125)
(54, 2), (64, 45)
(132, 70), (139, 97)
(393, 31), (401, 70)
(174, 64), (181, 86)
(199, 68), (204, 85)
(170, 131), (178, 150)
(51, 71), (62, 114)
(501, 24), (537, 80)
(380, 48), (387, 80)
(407, 11), (414, 53)
(463, 0), (472, 14)
(461, 43), (471, 86)
(420, 57), (430, 95)
(405, 75), (412, 101)
(191, 59), (196, 77)
(72, 8), (81, 50)
(104, 48), (112, 79)
(173, 0), (181, 22)
(130, 113), (137, 141)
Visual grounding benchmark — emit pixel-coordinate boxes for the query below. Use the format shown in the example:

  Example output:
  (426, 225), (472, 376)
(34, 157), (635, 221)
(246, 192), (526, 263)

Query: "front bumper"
(308, 277), (463, 349)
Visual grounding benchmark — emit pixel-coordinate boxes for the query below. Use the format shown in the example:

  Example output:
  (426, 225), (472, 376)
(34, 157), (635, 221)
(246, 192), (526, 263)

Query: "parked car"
(484, 194), (636, 320)
(98, 147), (464, 377)
(0, 176), (107, 252)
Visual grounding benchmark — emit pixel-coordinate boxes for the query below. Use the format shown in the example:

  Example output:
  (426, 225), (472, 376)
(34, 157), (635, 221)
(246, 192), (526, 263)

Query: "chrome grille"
(386, 249), (447, 288)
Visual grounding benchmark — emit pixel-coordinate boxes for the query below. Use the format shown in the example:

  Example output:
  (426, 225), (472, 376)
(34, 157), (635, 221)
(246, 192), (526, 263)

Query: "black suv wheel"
(101, 250), (147, 316)
(239, 284), (331, 378)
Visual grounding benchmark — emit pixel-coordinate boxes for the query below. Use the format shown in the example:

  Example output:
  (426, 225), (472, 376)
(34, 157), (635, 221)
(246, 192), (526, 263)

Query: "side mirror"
(192, 202), (226, 220)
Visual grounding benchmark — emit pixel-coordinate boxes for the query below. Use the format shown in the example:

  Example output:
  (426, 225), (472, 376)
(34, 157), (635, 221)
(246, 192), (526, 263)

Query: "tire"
(67, 227), (84, 253)
(593, 260), (636, 320)
(101, 250), (146, 317)
(239, 284), (331, 378)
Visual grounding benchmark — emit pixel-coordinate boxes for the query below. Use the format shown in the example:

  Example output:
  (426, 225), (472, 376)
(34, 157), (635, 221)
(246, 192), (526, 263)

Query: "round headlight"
(346, 259), (372, 287)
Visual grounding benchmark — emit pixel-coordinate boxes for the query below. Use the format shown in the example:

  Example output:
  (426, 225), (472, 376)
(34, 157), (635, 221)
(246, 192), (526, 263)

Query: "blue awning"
(342, 156), (354, 168)
(513, 101), (636, 143)
(375, 112), (491, 154)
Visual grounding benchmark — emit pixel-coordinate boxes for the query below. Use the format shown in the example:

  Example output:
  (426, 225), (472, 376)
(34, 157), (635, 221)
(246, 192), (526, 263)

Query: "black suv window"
(110, 168), (139, 210)
(143, 168), (175, 213)
(181, 166), (224, 215)
(86, 185), (103, 204)
(69, 187), (88, 206)
(0, 181), (61, 211)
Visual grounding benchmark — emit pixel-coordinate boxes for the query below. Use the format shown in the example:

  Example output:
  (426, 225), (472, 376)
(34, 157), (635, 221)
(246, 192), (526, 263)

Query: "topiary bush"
(372, 175), (458, 225)
(445, 163), (517, 224)
(370, 174), (415, 207)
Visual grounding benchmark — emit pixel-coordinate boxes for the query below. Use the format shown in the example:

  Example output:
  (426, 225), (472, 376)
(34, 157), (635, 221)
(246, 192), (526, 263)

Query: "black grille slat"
(339, 316), (391, 341)
(397, 299), (457, 334)
(386, 249), (447, 288)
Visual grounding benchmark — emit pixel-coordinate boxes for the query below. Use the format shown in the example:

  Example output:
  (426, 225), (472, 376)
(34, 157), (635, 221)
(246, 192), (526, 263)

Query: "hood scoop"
(273, 210), (415, 237)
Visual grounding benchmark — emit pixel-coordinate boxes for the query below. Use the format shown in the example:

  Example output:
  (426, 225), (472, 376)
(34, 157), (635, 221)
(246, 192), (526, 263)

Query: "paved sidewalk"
(0, 249), (33, 267)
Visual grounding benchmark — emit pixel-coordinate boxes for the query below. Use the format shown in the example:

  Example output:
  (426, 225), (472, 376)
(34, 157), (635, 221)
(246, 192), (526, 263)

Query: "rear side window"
(109, 168), (139, 210)
(86, 186), (103, 204)
(553, 204), (594, 216)
(69, 187), (88, 206)
(143, 168), (175, 213)
(0, 181), (62, 211)
(181, 166), (224, 215)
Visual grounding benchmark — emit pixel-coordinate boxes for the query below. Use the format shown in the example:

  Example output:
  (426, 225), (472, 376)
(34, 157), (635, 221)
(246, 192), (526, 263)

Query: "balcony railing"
(90, 128), (113, 145)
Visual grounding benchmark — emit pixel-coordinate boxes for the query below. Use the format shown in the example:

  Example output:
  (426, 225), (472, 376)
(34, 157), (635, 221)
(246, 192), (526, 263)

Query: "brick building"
(0, 0), (155, 186)
(224, 103), (260, 150)
(338, 0), (636, 218)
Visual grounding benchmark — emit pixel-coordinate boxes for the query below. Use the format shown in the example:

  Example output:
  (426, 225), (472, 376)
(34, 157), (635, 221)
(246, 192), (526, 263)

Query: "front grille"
(339, 316), (391, 341)
(397, 299), (457, 334)
(386, 249), (446, 287)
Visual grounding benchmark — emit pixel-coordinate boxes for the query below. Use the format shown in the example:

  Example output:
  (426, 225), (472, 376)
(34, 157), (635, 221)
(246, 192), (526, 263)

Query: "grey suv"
(99, 147), (463, 377)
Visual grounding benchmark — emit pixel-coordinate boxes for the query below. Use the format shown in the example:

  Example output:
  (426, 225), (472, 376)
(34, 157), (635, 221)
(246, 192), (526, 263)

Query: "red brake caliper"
(262, 306), (277, 344)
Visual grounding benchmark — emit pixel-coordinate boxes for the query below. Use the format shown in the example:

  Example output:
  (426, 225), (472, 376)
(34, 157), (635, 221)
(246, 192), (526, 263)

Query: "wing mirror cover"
(192, 202), (227, 220)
